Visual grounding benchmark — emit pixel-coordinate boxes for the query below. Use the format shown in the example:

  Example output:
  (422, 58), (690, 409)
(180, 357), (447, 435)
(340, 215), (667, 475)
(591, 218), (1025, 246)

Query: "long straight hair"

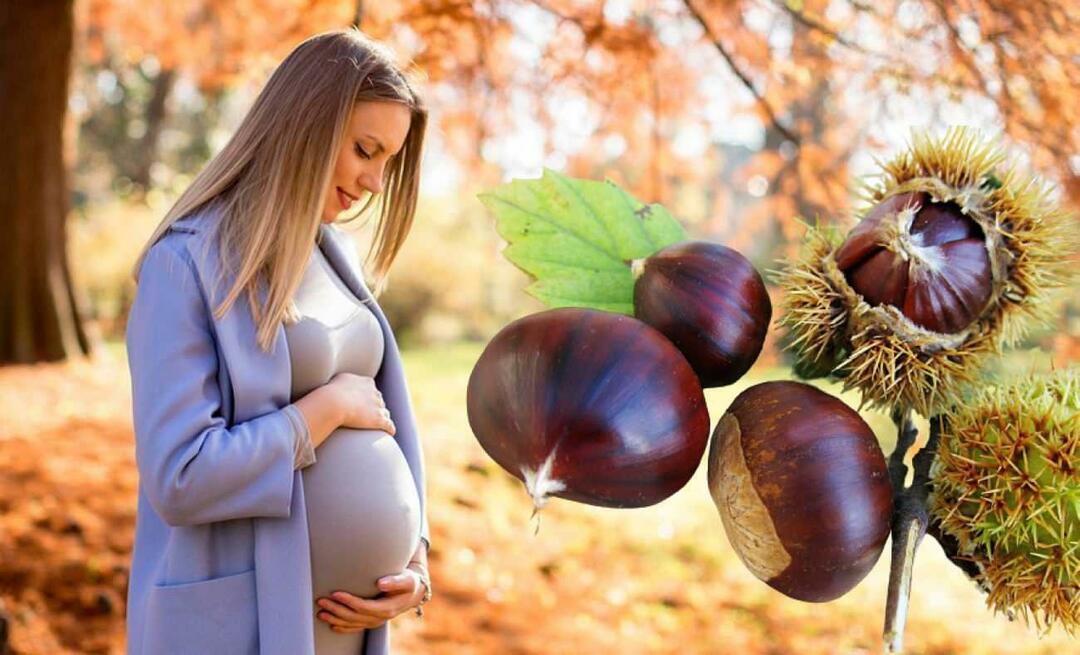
(132, 28), (427, 353)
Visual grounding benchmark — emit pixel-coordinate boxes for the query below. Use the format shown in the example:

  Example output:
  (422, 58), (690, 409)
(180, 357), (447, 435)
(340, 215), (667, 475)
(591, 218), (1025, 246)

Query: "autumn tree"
(14, 0), (1079, 362)
(0, 0), (362, 363)
(0, 0), (89, 363)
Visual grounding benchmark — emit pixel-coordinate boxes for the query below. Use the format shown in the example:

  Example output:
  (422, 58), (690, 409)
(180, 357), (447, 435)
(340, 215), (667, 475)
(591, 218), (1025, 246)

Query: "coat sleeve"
(126, 235), (302, 527)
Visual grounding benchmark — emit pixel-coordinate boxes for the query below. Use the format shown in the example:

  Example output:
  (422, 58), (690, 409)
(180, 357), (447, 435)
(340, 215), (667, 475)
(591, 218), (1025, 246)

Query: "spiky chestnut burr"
(776, 127), (1079, 416)
(929, 369), (1079, 633)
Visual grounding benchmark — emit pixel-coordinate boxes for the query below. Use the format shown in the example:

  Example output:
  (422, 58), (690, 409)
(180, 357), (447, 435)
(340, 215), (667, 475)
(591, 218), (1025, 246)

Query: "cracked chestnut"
(834, 191), (992, 334)
(632, 240), (772, 388)
(707, 381), (892, 602)
(467, 307), (710, 510)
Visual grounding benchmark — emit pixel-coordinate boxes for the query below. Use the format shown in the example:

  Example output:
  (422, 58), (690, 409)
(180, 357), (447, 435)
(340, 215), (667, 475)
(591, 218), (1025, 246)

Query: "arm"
(127, 237), (303, 527)
(290, 383), (346, 469)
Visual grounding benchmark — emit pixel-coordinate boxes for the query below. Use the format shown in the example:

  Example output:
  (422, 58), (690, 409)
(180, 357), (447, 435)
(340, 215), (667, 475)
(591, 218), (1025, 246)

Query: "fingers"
(377, 573), (419, 595)
(315, 594), (386, 630)
(373, 390), (395, 434)
(316, 598), (371, 627)
(320, 590), (413, 623)
(377, 406), (396, 435)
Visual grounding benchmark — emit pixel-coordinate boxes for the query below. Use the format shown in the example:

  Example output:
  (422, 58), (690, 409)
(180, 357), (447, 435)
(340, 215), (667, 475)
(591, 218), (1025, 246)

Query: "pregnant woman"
(124, 29), (431, 654)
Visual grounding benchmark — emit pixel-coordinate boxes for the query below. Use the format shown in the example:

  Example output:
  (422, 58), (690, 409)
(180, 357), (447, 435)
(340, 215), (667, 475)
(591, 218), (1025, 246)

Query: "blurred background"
(0, 1), (1077, 653)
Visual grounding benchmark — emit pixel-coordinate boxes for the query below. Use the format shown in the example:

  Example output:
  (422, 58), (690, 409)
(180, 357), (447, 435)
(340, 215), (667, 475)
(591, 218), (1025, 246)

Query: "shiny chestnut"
(834, 192), (992, 334)
(467, 307), (710, 510)
(707, 381), (892, 602)
(633, 240), (772, 387)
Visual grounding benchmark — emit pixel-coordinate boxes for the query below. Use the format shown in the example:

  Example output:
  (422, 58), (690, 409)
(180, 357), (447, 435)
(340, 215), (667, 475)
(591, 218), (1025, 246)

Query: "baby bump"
(302, 429), (421, 599)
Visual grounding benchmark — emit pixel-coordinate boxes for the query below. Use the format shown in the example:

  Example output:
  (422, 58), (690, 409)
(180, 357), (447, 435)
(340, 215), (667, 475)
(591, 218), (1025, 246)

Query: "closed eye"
(354, 142), (371, 160)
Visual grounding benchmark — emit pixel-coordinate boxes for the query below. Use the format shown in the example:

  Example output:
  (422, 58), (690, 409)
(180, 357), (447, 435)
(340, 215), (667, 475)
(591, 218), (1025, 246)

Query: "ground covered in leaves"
(0, 344), (1074, 654)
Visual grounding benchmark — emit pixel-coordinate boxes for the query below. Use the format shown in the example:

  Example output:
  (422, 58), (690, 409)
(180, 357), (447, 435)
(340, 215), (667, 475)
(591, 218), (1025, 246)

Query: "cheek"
(332, 147), (354, 183)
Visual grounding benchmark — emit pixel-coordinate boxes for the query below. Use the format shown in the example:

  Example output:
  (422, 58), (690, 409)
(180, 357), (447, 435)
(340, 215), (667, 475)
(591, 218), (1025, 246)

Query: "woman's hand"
(314, 569), (427, 632)
(328, 372), (396, 435)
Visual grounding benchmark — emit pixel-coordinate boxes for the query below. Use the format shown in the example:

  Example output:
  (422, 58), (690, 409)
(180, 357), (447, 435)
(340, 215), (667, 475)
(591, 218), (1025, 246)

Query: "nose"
(359, 166), (385, 195)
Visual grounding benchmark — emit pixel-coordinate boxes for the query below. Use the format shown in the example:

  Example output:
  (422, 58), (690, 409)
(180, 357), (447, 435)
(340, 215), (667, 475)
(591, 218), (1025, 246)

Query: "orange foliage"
(83, 0), (1080, 279)
(82, 0), (1080, 224)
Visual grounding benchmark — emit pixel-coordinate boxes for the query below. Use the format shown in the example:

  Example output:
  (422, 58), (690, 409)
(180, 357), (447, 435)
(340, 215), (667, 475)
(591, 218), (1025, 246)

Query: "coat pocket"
(142, 568), (258, 655)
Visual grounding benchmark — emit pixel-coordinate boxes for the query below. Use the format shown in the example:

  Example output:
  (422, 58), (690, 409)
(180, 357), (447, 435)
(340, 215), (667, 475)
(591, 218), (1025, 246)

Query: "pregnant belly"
(302, 428), (421, 599)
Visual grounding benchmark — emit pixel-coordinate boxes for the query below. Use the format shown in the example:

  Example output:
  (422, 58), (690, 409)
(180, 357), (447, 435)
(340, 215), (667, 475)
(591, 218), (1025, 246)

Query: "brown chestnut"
(834, 191), (992, 334)
(632, 240), (772, 388)
(707, 381), (892, 602)
(467, 307), (710, 510)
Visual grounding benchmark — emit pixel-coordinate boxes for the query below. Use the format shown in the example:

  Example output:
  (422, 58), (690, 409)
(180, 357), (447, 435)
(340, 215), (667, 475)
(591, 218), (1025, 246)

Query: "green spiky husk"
(928, 369), (1079, 633)
(776, 127), (1079, 415)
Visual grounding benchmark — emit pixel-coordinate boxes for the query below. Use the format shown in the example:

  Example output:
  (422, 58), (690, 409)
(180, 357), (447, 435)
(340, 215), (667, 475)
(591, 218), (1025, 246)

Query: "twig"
(682, 0), (800, 144)
(883, 412), (941, 653)
(769, 0), (865, 53)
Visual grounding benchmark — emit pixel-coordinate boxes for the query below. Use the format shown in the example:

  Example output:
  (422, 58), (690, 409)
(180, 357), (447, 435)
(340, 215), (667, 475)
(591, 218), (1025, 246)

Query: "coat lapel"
(170, 209), (316, 655)
(168, 213), (399, 655)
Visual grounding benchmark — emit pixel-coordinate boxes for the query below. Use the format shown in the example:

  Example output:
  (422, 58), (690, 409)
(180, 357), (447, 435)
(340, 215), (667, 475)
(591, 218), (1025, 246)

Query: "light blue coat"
(125, 204), (429, 655)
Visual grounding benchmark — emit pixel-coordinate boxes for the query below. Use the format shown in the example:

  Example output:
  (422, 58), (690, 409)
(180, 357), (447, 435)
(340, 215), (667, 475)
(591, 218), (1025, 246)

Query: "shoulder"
(138, 204), (224, 286)
(136, 222), (222, 311)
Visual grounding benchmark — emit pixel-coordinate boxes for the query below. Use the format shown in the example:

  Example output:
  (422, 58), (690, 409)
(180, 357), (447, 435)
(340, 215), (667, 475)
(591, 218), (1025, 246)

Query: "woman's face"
(321, 101), (412, 224)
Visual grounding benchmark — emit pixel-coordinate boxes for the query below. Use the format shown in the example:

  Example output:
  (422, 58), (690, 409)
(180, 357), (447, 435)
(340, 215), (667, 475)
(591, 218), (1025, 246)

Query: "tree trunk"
(0, 0), (92, 363)
(130, 68), (177, 191)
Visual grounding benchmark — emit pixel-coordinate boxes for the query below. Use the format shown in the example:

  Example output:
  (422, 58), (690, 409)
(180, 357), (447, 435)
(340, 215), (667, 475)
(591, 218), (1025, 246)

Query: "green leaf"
(477, 168), (688, 313)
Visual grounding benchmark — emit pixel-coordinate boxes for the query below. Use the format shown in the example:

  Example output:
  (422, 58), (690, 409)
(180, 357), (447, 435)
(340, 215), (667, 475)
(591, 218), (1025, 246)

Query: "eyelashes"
(354, 142), (371, 160)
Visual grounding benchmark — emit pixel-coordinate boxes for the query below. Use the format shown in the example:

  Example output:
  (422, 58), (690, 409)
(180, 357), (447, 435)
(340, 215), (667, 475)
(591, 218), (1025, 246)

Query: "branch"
(769, 0), (865, 53)
(887, 407), (918, 491)
(682, 0), (799, 144)
(930, 0), (997, 99)
(883, 412), (941, 653)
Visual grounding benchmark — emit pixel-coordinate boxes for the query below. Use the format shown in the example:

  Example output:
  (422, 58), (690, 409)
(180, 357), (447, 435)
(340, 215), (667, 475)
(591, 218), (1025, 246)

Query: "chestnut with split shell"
(632, 240), (772, 388)
(834, 191), (993, 334)
(466, 307), (710, 511)
(708, 381), (893, 602)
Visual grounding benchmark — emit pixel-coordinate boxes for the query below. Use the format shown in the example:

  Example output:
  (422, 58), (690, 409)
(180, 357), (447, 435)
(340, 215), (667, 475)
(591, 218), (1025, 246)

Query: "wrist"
(321, 380), (347, 427)
(407, 562), (432, 616)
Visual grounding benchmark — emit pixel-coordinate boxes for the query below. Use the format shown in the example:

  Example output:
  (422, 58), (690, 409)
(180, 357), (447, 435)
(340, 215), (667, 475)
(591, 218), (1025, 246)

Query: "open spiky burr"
(774, 127), (1080, 652)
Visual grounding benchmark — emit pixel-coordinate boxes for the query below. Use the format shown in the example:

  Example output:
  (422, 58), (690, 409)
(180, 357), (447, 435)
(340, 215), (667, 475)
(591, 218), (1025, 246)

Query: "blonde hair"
(132, 28), (427, 352)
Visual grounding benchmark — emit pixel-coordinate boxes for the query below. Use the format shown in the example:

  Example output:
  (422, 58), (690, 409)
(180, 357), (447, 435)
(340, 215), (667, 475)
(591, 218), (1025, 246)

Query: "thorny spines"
(775, 127), (1079, 416)
(929, 368), (1080, 634)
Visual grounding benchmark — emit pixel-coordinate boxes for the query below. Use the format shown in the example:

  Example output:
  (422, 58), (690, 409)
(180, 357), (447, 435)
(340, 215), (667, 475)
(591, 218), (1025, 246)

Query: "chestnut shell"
(634, 240), (772, 387)
(467, 307), (710, 509)
(834, 192), (992, 334)
(708, 381), (892, 602)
